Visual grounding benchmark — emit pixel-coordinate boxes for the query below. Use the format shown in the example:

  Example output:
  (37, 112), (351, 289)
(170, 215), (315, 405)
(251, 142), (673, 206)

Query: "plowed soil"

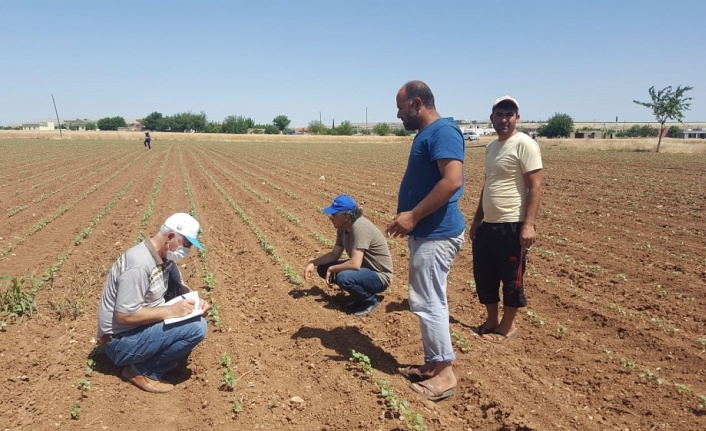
(1, 136), (705, 431)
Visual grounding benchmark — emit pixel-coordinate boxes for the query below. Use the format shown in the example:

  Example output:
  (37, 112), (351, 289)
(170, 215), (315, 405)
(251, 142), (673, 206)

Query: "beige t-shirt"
(482, 132), (543, 223)
(336, 216), (394, 286)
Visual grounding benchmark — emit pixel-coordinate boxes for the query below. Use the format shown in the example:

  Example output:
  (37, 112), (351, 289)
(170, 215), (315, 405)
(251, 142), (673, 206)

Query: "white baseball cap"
(492, 95), (520, 111)
(164, 213), (203, 250)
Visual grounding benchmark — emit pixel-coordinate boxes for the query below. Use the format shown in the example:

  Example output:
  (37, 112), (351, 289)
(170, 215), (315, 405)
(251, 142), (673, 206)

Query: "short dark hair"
(403, 80), (435, 109)
(338, 207), (363, 224)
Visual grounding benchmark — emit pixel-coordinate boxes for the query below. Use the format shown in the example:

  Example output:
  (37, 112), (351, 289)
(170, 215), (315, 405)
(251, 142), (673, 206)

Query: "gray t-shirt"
(335, 216), (394, 286)
(97, 240), (181, 338)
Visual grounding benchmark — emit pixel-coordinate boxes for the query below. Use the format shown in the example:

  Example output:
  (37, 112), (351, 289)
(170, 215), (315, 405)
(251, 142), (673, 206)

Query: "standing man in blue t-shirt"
(386, 80), (465, 402)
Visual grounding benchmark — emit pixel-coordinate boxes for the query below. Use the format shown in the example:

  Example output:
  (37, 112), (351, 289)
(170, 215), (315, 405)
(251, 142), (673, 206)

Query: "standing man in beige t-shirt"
(470, 96), (543, 343)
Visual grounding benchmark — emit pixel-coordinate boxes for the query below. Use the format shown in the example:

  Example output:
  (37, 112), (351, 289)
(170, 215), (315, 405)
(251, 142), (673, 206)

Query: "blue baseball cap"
(322, 194), (357, 215)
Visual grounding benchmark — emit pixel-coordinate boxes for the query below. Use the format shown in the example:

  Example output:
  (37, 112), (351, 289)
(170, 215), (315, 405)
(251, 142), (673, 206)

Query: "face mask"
(167, 237), (191, 262)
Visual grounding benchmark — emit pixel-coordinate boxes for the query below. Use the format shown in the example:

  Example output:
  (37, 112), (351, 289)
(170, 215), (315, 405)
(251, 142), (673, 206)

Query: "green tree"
(372, 122), (391, 136)
(85, 122), (96, 131)
(633, 85), (693, 152)
(142, 112), (165, 131)
(667, 125), (682, 138)
(169, 111), (207, 132)
(221, 115), (254, 134)
(333, 120), (354, 136)
(264, 124), (279, 134)
(97, 116), (127, 131)
(308, 120), (327, 135)
(204, 121), (222, 133)
(395, 127), (411, 136)
(272, 115), (291, 133)
(538, 113), (574, 138)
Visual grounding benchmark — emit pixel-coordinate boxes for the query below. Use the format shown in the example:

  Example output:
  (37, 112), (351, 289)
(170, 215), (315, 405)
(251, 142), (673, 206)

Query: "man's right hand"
(171, 298), (196, 317)
(303, 262), (315, 282)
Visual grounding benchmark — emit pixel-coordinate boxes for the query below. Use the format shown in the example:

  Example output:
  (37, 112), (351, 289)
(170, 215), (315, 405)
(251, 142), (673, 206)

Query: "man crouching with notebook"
(97, 213), (210, 393)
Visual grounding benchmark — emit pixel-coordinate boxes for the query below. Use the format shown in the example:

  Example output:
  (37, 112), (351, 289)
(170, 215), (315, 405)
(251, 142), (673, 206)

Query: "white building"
(22, 121), (55, 131)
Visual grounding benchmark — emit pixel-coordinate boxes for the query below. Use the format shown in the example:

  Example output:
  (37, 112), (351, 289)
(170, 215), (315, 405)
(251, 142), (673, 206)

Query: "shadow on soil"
(292, 326), (400, 375)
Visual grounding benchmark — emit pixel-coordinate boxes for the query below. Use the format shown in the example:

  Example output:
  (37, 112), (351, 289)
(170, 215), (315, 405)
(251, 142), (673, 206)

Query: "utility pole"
(365, 107), (368, 131)
(52, 94), (63, 138)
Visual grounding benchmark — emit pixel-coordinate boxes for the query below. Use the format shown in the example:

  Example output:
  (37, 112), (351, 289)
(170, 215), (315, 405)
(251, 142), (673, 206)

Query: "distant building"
(64, 118), (91, 131)
(22, 121), (55, 131)
(680, 128), (706, 139)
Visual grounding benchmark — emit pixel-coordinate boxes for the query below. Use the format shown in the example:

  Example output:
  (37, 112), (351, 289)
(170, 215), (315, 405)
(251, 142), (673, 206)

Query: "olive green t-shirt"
(335, 216), (393, 286)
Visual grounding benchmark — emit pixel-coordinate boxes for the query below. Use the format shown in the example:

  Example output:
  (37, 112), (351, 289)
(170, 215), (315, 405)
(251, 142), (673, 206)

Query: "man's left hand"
(520, 223), (537, 249)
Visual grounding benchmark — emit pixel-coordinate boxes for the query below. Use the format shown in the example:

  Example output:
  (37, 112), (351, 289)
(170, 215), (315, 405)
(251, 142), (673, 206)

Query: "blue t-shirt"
(397, 117), (465, 238)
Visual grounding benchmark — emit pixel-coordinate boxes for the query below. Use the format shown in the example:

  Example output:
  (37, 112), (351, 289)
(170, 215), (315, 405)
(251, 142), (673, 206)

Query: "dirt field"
(1, 135), (705, 430)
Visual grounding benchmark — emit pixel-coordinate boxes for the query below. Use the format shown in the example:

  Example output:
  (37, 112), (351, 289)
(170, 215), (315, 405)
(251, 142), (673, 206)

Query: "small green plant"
(78, 378), (91, 392)
(674, 383), (691, 394)
(639, 369), (663, 384)
(349, 350), (373, 376)
(230, 395), (243, 414)
(70, 402), (80, 420)
(698, 394), (706, 410)
(451, 332), (470, 353)
(465, 279), (476, 290)
(555, 324), (569, 339)
(400, 247), (409, 257)
(696, 337), (706, 346)
(0, 276), (38, 322)
(603, 348), (613, 361)
(208, 303), (222, 327)
(526, 310), (545, 327)
(220, 353), (237, 390)
(283, 264), (303, 286)
(620, 358), (636, 370)
(616, 273), (627, 281)
(375, 379), (425, 430)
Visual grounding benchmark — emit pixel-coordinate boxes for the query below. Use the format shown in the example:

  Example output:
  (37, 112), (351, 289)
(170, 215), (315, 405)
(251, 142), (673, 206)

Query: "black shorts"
(472, 222), (527, 308)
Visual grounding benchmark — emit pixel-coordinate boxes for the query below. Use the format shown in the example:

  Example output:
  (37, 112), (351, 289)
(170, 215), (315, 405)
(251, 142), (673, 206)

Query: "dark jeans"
(316, 260), (387, 306)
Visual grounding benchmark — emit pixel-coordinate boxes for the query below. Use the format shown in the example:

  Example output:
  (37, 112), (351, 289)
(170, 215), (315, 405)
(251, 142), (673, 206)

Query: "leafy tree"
(97, 116), (127, 131)
(667, 125), (682, 138)
(222, 115), (254, 134)
(169, 111), (207, 132)
(372, 122), (391, 136)
(204, 121), (222, 133)
(85, 122), (96, 131)
(308, 120), (327, 135)
(333, 120), (354, 136)
(633, 85), (693, 152)
(272, 115), (291, 133)
(616, 124), (658, 138)
(395, 128), (411, 136)
(264, 124), (279, 134)
(142, 112), (165, 131)
(538, 113), (574, 138)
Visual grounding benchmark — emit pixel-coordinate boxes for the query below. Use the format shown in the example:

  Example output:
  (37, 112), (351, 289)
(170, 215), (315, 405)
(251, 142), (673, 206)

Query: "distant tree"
(264, 124), (279, 134)
(633, 85), (693, 152)
(333, 120), (354, 136)
(204, 121), (222, 133)
(170, 111), (207, 132)
(538, 113), (574, 138)
(142, 112), (165, 131)
(308, 120), (327, 135)
(222, 115), (254, 134)
(273, 115), (291, 133)
(372, 123), (391, 136)
(667, 125), (682, 138)
(97, 116), (127, 131)
(395, 128), (411, 136)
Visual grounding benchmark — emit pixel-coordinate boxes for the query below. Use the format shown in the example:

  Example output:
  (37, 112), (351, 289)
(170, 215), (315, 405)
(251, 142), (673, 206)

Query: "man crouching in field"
(97, 213), (210, 393)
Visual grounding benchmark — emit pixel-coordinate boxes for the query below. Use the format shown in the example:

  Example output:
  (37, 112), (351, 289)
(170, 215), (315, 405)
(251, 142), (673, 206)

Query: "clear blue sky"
(2, 0), (704, 128)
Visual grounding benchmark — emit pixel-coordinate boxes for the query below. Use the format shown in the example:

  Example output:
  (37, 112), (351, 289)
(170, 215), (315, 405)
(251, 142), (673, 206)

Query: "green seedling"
(699, 394), (706, 410)
(674, 383), (691, 394)
(696, 337), (706, 346)
(0, 276), (38, 322)
(451, 332), (470, 353)
(620, 358), (635, 370)
(220, 353), (237, 390)
(349, 350), (373, 376)
(639, 369), (663, 384)
(526, 310), (545, 327)
(555, 324), (569, 339)
(70, 403), (80, 420)
(230, 395), (243, 414)
(603, 348), (613, 361)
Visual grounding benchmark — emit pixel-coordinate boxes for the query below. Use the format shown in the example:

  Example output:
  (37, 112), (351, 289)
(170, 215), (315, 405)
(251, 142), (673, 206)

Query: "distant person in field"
(303, 194), (393, 317)
(470, 96), (543, 344)
(144, 131), (151, 149)
(386, 80), (465, 402)
(97, 213), (210, 393)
